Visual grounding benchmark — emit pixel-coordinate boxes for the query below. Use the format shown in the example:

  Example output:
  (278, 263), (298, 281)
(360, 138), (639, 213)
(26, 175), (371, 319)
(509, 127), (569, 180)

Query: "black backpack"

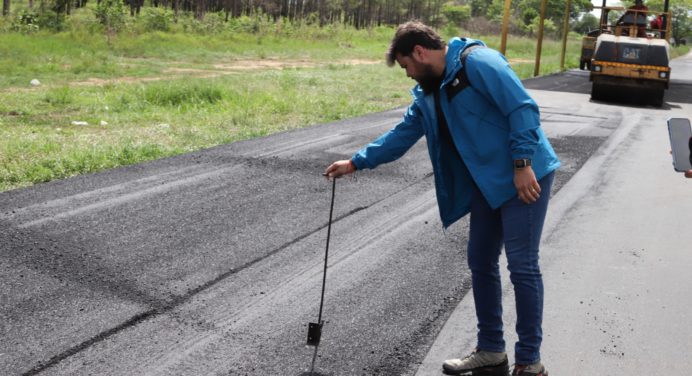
(445, 44), (485, 100)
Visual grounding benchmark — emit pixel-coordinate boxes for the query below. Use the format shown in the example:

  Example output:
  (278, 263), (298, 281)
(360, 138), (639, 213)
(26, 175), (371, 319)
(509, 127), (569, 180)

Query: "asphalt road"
(418, 51), (692, 375)
(1, 53), (691, 376)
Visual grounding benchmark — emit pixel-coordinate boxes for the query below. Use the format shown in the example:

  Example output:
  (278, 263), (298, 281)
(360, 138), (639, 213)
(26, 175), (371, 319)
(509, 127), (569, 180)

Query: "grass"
(0, 62), (413, 190)
(1, 13), (688, 192)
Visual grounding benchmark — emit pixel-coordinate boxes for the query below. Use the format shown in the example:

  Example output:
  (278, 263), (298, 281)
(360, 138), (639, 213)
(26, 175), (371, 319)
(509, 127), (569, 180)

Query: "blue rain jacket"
(351, 37), (561, 228)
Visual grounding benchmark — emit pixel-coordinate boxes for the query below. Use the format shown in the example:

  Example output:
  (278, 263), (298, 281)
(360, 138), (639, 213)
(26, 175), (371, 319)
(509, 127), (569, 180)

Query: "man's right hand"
(324, 160), (356, 179)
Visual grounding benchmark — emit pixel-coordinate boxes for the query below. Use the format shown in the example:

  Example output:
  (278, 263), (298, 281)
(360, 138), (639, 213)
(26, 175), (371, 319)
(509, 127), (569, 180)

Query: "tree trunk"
(289, 0), (295, 21)
(2, 0), (9, 17)
(376, 3), (381, 26)
(280, 0), (287, 17)
(194, 0), (202, 19)
(318, 0), (324, 25)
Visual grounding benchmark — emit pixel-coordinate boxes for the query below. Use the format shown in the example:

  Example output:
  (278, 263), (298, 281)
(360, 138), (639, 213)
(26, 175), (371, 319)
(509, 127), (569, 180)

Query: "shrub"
(177, 11), (227, 34)
(442, 3), (471, 27)
(43, 86), (74, 105)
(10, 8), (66, 32)
(141, 7), (173, 32)
(12, 10), (40, 33)
(143, 82), (225, 108)
(523, 17), (556, 37)
(61, 6), (101, 35)
(522, 8), (538, 26)
(94, 0), (126, 33)
(225, 13), (273, 34)
(442, 23), (461, 38)
(465, 16), (502, 35)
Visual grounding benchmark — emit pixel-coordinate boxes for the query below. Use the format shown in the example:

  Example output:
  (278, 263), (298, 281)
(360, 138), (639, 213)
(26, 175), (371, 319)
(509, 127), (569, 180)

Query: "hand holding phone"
(667, 118), (692, 173)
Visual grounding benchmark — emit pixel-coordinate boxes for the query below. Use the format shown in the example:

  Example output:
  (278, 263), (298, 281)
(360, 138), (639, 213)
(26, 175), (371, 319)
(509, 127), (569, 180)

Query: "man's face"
(395, 52), (441, 94)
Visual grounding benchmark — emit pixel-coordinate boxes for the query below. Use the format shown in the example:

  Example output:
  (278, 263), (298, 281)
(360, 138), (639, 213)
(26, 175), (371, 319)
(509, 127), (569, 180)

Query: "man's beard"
(416, 64), (443, 95)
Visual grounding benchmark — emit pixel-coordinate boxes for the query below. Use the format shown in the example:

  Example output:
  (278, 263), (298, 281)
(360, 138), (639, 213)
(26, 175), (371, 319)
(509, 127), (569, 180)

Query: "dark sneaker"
(442, 349), (510, 375)
(511, 362), (548, 376)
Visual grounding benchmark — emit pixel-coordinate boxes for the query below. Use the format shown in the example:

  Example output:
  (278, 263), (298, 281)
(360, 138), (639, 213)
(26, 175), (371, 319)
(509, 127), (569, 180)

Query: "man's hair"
(385, 21), (445, 67)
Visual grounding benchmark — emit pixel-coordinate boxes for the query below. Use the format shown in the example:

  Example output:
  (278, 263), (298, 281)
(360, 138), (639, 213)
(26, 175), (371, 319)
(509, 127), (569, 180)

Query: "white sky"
(591, 0), (622, 18)
(590, 0), (624, 18)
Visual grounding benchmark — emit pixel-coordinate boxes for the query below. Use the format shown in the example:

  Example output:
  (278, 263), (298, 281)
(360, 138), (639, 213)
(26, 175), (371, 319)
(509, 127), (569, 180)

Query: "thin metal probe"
(317, 177), (336, 324)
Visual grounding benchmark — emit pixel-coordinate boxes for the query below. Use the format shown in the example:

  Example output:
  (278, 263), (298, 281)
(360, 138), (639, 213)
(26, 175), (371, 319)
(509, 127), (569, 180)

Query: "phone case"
(667, 118), (692, 172)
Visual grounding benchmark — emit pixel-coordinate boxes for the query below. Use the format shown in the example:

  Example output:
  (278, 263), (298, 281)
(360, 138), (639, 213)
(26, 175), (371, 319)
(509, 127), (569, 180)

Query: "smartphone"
(667, 118), (692, 172)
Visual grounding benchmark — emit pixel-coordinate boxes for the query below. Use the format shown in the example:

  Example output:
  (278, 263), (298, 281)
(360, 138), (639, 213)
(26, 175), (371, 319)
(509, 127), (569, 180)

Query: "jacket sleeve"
(464, 48), (541, 160)
(351, 103), (425, 170)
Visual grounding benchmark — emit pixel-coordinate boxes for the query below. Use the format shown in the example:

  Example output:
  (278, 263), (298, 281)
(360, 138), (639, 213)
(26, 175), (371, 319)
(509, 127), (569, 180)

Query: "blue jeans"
(467, 171), (554, 364)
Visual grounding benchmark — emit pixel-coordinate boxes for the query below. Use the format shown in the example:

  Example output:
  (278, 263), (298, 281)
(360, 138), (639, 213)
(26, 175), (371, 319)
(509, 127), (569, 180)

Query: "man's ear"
(411, 45), (427, 62)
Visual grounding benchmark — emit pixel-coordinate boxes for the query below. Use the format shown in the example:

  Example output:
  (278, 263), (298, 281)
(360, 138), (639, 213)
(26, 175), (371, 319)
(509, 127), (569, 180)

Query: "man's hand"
(668, 150), (692, 178)
(514, 166), (541, 204)
(324, 160), (356, 179)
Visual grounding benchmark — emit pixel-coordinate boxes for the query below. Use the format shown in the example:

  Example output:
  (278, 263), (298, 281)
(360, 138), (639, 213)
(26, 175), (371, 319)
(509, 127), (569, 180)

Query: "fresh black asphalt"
(1, 69), (690, 375)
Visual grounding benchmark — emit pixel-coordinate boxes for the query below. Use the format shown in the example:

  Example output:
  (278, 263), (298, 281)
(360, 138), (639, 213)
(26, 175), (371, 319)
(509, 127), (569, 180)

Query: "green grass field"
(0, 10), (688, 192)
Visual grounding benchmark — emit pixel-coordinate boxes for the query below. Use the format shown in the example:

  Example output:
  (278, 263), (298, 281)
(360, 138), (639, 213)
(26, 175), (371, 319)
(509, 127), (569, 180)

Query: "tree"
(124, 0), (144, 16)
(669, 4), (691, 44)
(524, 15), (556, 36)
(486, 0), (505, 21)
(522, 7), (538, 25)
(573, 12), (599, 33)
(516, 0), (592, 27)
(441, 2), (470, 26)
(469, 0), (489, 17)
(95, 0), (125, 34)
(3, 0), (9, 16)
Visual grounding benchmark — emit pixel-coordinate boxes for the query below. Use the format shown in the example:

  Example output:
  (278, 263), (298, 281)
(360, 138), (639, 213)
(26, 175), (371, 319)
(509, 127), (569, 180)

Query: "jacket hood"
(444, 37), (485, 84)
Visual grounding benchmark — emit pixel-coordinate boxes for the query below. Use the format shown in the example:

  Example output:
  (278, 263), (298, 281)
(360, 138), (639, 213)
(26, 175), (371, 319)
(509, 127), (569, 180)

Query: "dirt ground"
(5, 58), (382, 92)
(7, 57), (537, 92)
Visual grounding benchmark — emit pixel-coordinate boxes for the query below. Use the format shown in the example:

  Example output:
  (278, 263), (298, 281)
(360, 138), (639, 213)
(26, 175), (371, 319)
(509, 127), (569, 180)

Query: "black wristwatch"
(514, 159), (532, 169)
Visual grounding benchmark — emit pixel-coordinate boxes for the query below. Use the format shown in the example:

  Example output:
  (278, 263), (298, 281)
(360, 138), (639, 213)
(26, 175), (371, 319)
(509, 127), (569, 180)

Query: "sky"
(590, 0), (624, 18)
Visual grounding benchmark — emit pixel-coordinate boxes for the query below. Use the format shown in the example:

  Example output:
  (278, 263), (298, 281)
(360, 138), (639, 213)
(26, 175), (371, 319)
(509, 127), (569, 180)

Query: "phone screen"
(667, 118), (692, 172)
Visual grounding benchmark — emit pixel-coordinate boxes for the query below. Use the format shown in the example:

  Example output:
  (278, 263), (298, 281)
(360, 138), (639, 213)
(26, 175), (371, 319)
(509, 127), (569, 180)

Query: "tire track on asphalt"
(20, 170), (434, 375)
(9, 165), (242, 229)
(19, 204), (358, 375)
(5, 111), (407, 375)
(2, 113), (399, 230)
(139, 183), (439, 376)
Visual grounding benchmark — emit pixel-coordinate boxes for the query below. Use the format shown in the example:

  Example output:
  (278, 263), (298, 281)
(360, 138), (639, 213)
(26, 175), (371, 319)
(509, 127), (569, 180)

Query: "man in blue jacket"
(325, 22), (559, 376)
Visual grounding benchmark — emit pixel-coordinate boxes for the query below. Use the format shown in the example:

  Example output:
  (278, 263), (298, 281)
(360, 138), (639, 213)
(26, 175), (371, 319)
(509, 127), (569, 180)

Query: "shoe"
(442, 349), (509, 375)
(511, 362), (548, 376)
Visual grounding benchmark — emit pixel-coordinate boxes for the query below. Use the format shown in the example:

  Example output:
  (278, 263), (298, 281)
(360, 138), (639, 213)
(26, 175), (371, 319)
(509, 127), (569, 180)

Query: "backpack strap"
(446, 44), (484, 101)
